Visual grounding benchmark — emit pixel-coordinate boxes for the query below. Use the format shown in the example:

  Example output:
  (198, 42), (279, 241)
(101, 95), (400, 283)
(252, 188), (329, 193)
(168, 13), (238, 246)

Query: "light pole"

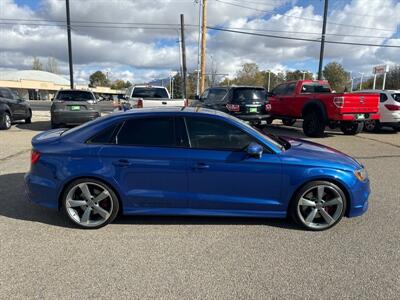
(349, 71), (353, 91)
(195, 0), (202, 96)
(267, 70), (271, 92)
(301, 71), (307, 80)
(359, 72), (364, 90)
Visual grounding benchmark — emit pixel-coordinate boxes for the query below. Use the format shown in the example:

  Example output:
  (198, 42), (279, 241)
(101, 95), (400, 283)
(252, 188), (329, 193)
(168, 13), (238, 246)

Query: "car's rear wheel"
(282, 118), (296, 126)
(25, 110), (32, 124)
(363, 120), (378, 132)
(0, 112), (12, 130)
(291, 181), (347, 231)
(62, 179), (119, 229)
(302, 112), (325, 137)
(340, 121), (363, 135)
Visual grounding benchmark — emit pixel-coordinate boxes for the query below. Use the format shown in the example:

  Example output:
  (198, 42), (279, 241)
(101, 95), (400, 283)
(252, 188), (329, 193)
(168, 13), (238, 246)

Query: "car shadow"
(0, 172), (301, 231)
(16, 121), (51, 131)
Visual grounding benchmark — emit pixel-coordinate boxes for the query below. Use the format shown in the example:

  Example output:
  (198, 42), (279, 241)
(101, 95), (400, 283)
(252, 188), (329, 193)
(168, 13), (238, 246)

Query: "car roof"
(116, 106), (223, 117)
(57, 89), (93, 93)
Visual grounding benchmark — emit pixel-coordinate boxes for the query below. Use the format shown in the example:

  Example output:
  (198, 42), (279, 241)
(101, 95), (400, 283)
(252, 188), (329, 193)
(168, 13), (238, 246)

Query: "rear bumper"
(51, 111), (100, 125)
(24, 172), (59, 210)
(334, 113), (380, 121)
(231, 113), (271, 122)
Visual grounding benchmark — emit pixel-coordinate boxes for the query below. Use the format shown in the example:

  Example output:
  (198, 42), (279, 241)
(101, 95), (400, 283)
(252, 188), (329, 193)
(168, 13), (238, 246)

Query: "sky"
(0, 0), (399, 84)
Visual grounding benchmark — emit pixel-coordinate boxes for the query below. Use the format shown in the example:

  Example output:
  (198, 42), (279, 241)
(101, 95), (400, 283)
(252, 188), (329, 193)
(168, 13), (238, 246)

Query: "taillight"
(385, 104), (400, 111)
(31, 150), (40, 165)
(137, 99), (143, 108)
(226, 103), (240, 112)
(333, 96), (344, 108)
(265, 103), (272, 112)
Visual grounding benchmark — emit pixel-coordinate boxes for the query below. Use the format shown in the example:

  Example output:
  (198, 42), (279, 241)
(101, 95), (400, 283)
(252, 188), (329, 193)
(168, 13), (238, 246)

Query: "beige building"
(0, 70), (124, 100)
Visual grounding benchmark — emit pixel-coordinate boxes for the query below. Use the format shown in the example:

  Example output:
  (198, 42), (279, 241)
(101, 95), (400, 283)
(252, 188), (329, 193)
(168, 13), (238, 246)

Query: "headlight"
(354, 167), (368, 182)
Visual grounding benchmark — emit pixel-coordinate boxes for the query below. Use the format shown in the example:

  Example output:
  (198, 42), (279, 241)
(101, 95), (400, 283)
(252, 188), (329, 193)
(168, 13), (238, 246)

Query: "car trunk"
(231, 88), (267, 114)
(53, 100), (91, 112)
(336, 93), (379, 114)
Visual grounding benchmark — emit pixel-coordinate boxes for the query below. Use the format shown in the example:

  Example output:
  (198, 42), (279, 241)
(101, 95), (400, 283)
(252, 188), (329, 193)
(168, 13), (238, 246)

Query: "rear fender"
(302, 100), (327, 121)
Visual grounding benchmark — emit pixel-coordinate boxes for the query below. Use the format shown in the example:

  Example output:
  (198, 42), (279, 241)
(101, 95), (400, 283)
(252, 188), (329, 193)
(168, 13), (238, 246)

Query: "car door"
(0, 88), (19, 118)
(98, 116), (189, 212)
(184, 116), (282, 214)
(279, 82), (297, 117)
(10, 90), (28, 118)
(269, 84), (287, 116)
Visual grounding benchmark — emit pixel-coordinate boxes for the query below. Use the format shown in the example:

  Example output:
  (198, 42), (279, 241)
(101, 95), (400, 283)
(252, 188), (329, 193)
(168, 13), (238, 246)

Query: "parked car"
(359, 90), (400, 132)
(120, 85), (187, 109)
(267, 80), (380, 137)
(193, 86), (271, 127)
(51, 89), (101, 128)
(0, 87), (32, 130)
(25, 107), (370, 231)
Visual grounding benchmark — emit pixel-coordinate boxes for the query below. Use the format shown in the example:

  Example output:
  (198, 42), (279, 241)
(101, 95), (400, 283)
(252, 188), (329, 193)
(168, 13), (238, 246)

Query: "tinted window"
(0, 88), (12, 99)
(301, 83), (331, 93)
(206, 88), (228, 102)
(56, 91), (95, 101)
(117, 117), (175, 147)
(186, 117), (256, 151)
(380, 93), (388, 102)
(87, 122), (121, 144)
(131, 87), (169, 99)
(232, 88), (267, 103)
(390, 93), (399, 102)
(284, 83), (296, 95)
(272, 84), (286, 96)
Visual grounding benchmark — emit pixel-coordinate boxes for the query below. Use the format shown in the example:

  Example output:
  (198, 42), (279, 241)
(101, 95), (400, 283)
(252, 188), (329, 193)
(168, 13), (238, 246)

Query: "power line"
(207, 26), (400, 48)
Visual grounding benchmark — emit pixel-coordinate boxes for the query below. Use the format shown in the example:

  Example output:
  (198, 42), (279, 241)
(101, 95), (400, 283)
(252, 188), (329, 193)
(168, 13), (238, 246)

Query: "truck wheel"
(282, 119), (296, 126)
(302, 112), (325, 137)
(266, 118), (273, 125)
(363, 120), (379, 132)
(0, 112), (12, 130)
(340, 122), (363, 135)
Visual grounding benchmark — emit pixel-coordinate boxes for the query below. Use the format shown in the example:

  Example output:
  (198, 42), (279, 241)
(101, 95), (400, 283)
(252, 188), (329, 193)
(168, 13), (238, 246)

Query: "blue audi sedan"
(25, 107), (370, 230)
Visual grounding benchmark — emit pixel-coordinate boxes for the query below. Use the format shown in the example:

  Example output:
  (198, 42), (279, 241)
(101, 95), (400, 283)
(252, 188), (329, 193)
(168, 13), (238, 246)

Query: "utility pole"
(66, 0), (74, 89)
(199, 0), (207, 94)
(317, 0), (329, 80)
(359, 72), (364, 90)
(196, 0), (202, 96)
(267, 70), (271, 92)
(180, 14), (187, 99)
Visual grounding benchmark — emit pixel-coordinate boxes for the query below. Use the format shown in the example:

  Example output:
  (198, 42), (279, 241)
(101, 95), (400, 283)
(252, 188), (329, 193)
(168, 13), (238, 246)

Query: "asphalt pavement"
(0, 115), (399, 299)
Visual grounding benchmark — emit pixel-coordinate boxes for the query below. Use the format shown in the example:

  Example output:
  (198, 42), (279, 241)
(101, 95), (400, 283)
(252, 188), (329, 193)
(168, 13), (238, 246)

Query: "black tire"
(340, 122), (364, 135)
(25, 110), (32, 124)
(363, 120), (379, 132)
(61, 178), (120, 229)
(290, 181), (347, 231)
(302, 111), (325, 137)
(266, 118), (273, 125)
(282, 119), (296, 126)
(0, 112), (12, 130)
(392, 126), (399, 132)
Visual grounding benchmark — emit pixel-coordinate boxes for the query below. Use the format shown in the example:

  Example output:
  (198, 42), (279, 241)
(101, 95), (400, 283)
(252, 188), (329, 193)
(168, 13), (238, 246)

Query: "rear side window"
(272, 84), (287, 96)
(117, 117), (175, 147)
(131, 87), (169, 99)
(185, 117), (256, 151)
(283, 83), (296, 95)
(207, 88), (228, 102)
(391, 93), (400, 102)
(56, 91), (95, 101)
(0, 88), (12, 99)
(301, 83), (331, 93)
(232, 88), (267, 103)
(87, 122), (121, 144)
(380, 93), (388, 102)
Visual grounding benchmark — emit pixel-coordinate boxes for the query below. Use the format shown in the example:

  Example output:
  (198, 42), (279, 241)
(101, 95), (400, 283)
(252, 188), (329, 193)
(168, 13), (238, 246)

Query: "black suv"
(194, 86), (271, 126)
(0, 87), (32, 130)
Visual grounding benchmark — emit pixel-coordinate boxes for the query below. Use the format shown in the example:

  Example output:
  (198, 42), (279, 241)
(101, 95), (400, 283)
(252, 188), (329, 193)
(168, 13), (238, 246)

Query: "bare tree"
(46, 57), (59, 74)
(32, 57), (43, 70)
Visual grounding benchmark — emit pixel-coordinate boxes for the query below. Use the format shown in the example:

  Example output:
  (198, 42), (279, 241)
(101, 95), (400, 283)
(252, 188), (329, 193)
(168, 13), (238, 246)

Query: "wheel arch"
(287, 177), (352, 217)
(57, 175), (124, 214)
(0, 103), (12, 117)
(302, 100), (327, 121)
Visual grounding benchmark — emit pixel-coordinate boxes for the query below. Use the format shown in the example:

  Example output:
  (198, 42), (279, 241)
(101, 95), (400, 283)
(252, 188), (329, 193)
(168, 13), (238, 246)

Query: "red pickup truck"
(267, 80), (380, 137)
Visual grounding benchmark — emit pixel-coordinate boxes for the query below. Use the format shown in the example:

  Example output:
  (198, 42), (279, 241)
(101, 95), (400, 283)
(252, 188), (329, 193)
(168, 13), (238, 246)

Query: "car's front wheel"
(62, 178), (120, 229)
(363, 120), (379, 132)
(25, 110), (32, 124)
(291, 181), (347, 231)
(0, 112), (12, 130)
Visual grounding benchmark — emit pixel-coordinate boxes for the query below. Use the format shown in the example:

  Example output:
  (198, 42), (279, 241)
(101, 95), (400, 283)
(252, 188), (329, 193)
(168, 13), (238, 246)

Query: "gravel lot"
(0, 113), (399, 299)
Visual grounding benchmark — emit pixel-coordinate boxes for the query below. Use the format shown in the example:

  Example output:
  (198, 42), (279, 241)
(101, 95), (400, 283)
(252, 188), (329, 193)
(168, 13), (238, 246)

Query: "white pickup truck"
(120, 85), (187, 109)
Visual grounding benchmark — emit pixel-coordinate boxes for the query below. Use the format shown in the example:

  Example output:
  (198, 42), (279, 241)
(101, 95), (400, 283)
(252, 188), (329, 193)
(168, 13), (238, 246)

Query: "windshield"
(232, 88), (267, 103)
(131, 87), (169, 99)
(392, 93), (400, 102)
(56, 91), (95, 101)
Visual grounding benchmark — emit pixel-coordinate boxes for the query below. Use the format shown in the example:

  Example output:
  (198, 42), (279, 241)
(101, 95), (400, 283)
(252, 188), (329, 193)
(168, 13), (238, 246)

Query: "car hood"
(279, 137), (362, 171)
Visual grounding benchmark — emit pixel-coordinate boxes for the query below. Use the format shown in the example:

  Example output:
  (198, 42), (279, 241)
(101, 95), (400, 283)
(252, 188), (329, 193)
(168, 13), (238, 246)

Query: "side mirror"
(51, 97), (54, 101)
(246, 142), (263, 159)
(195, 95), (200, 101)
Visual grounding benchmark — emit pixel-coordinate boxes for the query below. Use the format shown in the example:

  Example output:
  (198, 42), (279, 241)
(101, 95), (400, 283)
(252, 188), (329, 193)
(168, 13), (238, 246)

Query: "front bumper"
(51, 111), (100, 125)
(347, 178), (370, 218)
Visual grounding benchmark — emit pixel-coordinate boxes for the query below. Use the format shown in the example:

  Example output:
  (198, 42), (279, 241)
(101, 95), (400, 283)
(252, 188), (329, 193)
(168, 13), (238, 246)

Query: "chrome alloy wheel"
(65, 182), (113, 228)
(297, 185), (344, 230)
(364, 120), (376, 132)
(5, 114), (11, 129)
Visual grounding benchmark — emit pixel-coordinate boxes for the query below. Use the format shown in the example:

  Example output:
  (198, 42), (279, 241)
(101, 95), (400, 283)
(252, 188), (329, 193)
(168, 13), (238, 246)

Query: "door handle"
(193, 162), (210, 170)
(113, 159), (132, 167)
(162, 101), (167, 105)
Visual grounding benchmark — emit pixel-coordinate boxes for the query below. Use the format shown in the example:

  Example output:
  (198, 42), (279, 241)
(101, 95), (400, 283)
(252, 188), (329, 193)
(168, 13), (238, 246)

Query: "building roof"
(0, 70), (70, 85)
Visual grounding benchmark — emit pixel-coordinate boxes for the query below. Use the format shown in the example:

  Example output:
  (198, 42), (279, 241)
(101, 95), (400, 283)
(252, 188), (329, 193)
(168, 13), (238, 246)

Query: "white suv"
(360, 90), (400, 132)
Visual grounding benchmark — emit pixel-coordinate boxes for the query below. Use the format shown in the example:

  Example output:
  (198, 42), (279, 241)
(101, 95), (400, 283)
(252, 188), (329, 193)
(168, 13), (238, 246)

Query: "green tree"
(89, 71), (109, 87)
(286, 70), (313, 81)
(322, 62), (349, 92)
(32, 57), (43, 70)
